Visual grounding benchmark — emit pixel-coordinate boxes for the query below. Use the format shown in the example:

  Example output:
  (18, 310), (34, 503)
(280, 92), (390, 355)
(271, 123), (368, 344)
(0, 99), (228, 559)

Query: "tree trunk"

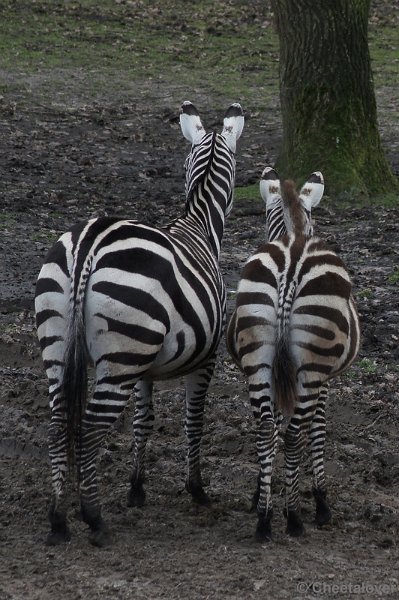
(271, 0), (398, 198)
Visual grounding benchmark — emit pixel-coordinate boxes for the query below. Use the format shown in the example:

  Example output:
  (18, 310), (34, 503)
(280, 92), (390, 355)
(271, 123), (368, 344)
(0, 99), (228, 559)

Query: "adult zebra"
(227, 167), (360, 541)
(35, 101), (244, 547)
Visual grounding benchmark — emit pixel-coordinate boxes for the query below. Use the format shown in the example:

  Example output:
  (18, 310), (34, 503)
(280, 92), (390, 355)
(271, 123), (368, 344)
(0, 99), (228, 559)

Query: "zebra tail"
(272, 333), (297, 417)
(62, 301), (89, 480)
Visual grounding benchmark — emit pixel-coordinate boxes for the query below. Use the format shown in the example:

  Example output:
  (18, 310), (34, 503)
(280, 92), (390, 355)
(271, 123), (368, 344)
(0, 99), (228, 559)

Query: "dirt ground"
(1, 8), (399, 600)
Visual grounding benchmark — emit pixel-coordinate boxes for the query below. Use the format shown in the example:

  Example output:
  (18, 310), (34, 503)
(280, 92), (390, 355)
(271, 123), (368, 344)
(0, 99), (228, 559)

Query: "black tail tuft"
(273, 336), (297, 416)
(62, 307), (88, 479)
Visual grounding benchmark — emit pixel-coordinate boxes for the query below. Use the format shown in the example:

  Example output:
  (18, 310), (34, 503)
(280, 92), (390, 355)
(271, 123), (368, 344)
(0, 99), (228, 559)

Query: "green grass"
(0, 212), (17, 229)
(388, 268), (399, 284)
(30, 230), (59, 243)
(0, 1), (279, 108)
(357, 358), (378, 374)
(1, 2), (397, 110)
(234, 183), (260, 203)
(0, 1), (397, 203)
(0, 2), (397, 116)
(369, 26), (399, 87)
(356, 288), (373, 300)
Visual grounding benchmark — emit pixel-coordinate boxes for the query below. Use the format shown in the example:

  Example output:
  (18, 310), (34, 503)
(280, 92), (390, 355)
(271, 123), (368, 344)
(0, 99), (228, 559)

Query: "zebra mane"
(185, 131), (216, 208)
(281, 180), (308, 237)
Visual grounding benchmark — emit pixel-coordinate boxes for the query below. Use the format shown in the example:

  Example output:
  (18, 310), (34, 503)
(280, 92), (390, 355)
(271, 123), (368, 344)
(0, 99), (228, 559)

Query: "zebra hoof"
(46, 525), (71, 546)
(255, 510), (273, 542)
(286, 510), (304, 537)
(127, 484), (146, 508)
(186, 481), (211, 506)
(88, 527), (112, 548)
(313, 488), (332, 526)
(47, 506), (71, 545)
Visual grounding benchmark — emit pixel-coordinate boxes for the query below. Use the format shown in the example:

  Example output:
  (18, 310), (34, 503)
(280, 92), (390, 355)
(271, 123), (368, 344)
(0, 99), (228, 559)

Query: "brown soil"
(1, 7), (399, 600)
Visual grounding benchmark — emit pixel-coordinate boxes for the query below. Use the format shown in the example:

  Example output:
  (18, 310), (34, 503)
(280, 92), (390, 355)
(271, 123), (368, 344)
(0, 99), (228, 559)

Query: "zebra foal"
(227, 167), (360, 541)
(35, 101), (244, 546)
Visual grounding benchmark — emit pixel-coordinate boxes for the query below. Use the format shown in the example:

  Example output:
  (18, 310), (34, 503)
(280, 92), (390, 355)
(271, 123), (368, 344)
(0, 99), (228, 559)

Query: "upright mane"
(281, 179), (307, 236)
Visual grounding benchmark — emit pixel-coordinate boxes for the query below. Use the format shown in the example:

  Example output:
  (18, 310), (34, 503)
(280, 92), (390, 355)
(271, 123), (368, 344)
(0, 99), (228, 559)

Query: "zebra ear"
(299, 172), (324, 210)
(180, 101), (206, 145)
(221, 103), (244, 152)
(259, 166), (282, 208)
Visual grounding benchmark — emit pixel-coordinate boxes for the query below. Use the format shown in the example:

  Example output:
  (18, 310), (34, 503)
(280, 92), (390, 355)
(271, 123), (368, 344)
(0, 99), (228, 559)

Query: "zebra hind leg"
(284, 419), (306, 537)
(254, 419), (277, 542)
(309, 386), (332, 527)
(78, 383), (132, 547)
(184, 359), (216, 506)
(47, 390), (71, 545)
(127, 380), (154, 508)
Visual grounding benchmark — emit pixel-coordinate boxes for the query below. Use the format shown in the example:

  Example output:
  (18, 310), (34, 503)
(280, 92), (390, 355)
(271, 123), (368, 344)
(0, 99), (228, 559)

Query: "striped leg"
(47, 375), (71, 545)
(127, 380), (154, 508)
(79, 380), (132, 547)
(184, 356), (216, 505)
(39, 311), (72, 545)
(284, 416), (307, 536)
(308, 384), (332, 526)
(247, 366), (276, 542)
(284, 373), (324, 536)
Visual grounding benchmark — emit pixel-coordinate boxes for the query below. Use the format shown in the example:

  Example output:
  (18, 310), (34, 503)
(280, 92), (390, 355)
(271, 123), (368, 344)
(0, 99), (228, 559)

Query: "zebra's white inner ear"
(180, 102), (206, 145)
(299, 172), (324, 210)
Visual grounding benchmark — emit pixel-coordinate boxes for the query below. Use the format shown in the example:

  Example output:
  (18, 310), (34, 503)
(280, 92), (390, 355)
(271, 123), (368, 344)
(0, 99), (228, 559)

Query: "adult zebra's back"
(227, 167), (360, 542)
(35, 101), (244, 547)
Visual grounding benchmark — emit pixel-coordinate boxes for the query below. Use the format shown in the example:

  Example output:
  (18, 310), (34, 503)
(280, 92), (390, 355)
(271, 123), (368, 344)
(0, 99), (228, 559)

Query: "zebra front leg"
(127, 380), (154, 508)
(309, 385), (332, 526)
(79, 385), (131, 547)
(284, 417), (307, 537)
(184, 358), (216, 505)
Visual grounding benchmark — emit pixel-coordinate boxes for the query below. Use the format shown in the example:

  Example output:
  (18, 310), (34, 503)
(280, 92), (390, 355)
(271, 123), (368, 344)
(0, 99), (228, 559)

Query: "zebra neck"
(185, 188), (227, 259)
(266, 201), (286, 242)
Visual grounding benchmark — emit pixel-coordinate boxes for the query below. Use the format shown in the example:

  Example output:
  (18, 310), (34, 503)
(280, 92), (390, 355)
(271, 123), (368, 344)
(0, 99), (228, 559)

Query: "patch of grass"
(356, 288), (373, 300)
(234, 183), (260, 203)
(357, 358), (378, 374)
(370, 193), (399, 208)
(0, 212), (17, 229)
(30, 230), (59, 243)
(387, 268), (399, 284)
(0, 1), (279, 109)
(369, 26), (399, 87)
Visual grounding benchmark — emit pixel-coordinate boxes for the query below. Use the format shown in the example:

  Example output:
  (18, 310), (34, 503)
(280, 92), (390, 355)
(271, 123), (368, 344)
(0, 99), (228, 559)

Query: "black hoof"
(313, 488), (332, 526)
(127, 484), (146, 508)
(47, 505), (70, 545)
(88, 527), (112, 548)
(81, 503), (111, 546)
(46, 526), (71, 546)
(186, 481), (211, 506)
(255, 510), (273, 542)
(286, 510), (304, 537)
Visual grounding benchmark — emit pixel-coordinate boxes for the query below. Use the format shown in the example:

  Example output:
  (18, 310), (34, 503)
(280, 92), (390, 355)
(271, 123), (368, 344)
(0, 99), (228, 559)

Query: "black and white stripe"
(227, 167), (360, 541)
(35, 101), (244, 546)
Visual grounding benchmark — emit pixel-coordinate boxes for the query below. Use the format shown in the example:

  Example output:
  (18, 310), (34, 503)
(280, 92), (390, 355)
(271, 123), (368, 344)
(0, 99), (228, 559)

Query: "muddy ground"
(1, 8), (399, 600)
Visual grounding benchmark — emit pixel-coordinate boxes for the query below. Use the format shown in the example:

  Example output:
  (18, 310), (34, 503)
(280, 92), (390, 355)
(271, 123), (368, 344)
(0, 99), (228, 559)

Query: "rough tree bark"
(271, 0), (398, 197)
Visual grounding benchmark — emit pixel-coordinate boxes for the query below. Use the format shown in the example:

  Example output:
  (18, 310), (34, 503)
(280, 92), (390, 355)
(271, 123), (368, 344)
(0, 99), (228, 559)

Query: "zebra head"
(260, 166), (324, 239)
(180, 101), (244, 256)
